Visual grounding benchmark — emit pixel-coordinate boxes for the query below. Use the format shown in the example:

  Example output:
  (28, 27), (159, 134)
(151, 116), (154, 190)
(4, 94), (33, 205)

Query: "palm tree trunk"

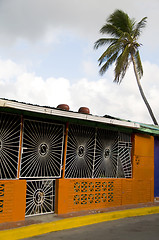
(131, 55), (158, 125)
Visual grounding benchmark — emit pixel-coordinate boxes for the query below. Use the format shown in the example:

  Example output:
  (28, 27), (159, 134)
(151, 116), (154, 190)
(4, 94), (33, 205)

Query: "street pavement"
(24, 213), (159, 240)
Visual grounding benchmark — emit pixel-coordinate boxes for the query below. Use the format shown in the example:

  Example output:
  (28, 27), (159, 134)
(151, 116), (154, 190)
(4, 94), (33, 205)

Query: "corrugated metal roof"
(105, 114), (159, 135)
(137, 123), (159, 135)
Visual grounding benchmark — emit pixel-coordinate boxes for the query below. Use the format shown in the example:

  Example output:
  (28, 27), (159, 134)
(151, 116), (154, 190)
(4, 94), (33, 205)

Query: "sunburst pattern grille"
(117, 133), (132, 178)
(20, 120), (64, 178)
(25, 180), (55, 216)
(0, 112), (20, 179)
(65, 124), (95, 178)
(65, 125), (132, 179)
(94, 129), (118, 178)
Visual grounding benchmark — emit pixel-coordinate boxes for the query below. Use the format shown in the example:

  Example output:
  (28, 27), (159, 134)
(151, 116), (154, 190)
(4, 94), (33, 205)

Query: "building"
(0, 98), (159, 223)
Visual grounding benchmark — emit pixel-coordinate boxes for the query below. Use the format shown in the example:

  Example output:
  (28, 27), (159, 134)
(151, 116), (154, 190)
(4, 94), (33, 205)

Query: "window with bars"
(0, 112), (21, 179)
(20, 119), (64, 178)
(65, 124), (132, 178)
(64, 124), (95, 178)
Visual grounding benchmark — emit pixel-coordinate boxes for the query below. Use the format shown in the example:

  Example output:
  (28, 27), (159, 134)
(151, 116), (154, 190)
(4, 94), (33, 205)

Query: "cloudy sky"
(0, 0), (159, 124)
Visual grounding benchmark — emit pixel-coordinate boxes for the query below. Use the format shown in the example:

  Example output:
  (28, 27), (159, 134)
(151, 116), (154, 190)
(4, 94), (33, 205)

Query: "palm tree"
(94, 9), (158, 125)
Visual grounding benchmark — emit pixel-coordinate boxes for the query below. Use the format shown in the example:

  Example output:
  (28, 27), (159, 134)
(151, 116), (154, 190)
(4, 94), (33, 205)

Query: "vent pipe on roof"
(57, 104), (70, 111)
(78, 107), (90, 114)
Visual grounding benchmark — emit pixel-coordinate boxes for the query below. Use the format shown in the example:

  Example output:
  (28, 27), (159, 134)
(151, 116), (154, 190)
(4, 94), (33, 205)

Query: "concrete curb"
(1, 206), (159, 240)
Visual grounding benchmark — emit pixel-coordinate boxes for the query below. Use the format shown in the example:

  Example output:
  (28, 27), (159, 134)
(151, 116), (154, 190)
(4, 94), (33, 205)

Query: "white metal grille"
(20, 119), (64, 178)
(65, 124), (95, 178)
(94, 129), (118, 178)
(25, 180), (55, 216)
(117, 133), (132, 178)
(65, 125), (132, 178)
(0, 112), (20, 179)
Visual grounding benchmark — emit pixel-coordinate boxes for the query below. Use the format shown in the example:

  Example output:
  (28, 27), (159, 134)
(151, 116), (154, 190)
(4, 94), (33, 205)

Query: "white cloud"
(0, 58), (159, 124)
(0, 59), (25, 80)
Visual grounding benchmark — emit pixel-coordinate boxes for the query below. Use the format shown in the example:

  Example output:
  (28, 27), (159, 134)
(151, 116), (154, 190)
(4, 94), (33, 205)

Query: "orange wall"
(132, 134), (154, 181)
(132, 133), (154, 203)
(55, 178), (122, 214)
(0, 180), (26, 223)
(55, 178), (153, 215)
(55, 133), (154, 215)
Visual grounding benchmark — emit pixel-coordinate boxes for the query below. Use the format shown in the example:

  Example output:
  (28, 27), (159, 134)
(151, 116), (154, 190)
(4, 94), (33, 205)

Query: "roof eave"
(0, 99), (140, 129)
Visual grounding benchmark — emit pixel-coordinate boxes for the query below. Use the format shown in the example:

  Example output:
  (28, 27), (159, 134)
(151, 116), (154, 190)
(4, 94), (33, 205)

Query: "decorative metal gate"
(25, 180), (55, 216)
(0, 112), (21, 179)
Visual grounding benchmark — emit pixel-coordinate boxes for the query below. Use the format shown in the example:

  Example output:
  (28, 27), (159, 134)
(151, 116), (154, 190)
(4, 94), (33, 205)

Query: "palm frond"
(94, 38), (118, 49)
(120, 58), (131, 80)
(100, 24), (123, 37)
(133, 50), (143, 79)
(98, 42), (122, 65)
(97, 33), (130, 65)
(99, 52), (118, 75)
(114, 45), (130, 83)
(107, 10), (134, 34)
(133, 17), (147, 38)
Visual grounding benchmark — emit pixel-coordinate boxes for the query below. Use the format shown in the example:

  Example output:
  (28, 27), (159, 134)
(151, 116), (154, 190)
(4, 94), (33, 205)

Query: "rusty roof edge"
(0, 98), (140, 129)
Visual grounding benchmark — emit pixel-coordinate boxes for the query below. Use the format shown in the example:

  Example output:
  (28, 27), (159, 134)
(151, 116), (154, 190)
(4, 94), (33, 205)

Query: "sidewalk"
(1, 201), (159, 240)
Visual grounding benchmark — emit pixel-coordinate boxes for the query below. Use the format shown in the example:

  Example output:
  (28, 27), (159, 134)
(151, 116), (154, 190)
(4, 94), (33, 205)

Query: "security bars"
(0, 112), (21, 179)
(20, 119), (64, 178)
(117, 133), (132, 178)
(65, 125), (95, 178)
(65, 124), (132, 178)
(0, 112), (132, 180)
(94, 129), (118, 178)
